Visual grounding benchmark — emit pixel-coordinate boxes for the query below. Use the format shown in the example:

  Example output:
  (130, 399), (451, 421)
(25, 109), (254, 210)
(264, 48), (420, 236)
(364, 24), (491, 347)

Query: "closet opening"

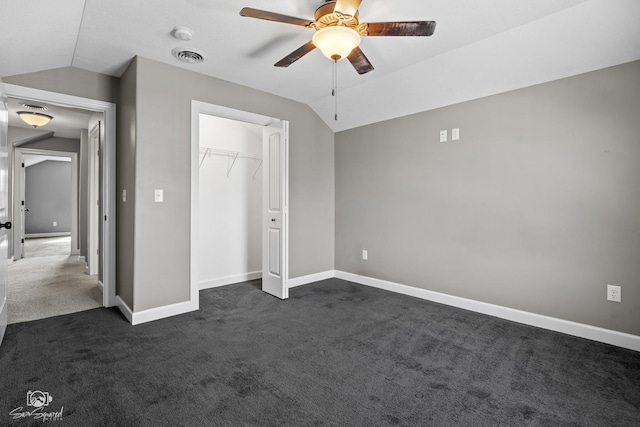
(190, 101), (289, 303)
(198, 115), (263, 289)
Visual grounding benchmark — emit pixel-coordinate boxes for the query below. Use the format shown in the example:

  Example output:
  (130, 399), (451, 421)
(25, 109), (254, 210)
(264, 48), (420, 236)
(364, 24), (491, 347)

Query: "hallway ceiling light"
(17, 111), (54, 128)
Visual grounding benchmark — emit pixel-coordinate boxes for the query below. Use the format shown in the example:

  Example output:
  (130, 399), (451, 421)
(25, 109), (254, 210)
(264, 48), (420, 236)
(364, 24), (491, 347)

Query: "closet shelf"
(199, 147), (262, 178)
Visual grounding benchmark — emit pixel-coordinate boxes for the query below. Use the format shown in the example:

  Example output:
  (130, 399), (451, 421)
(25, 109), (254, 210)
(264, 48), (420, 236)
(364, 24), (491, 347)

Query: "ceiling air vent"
(21, 103), (48, 111)
(172, 47), (207, 64)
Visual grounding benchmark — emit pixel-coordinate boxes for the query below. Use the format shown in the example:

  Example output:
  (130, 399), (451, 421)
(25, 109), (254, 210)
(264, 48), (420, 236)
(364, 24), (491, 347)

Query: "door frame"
(87, 123), (100, 275)
(13, 148), (78, 258)
(0, 79), (9, 345)
(5, 84), (116, 307)
(190, 100), (288, 303)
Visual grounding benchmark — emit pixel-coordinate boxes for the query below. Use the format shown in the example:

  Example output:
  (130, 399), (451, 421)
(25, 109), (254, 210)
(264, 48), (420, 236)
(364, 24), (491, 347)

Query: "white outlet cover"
(607, 284), (621, 302)
(440, 130), (447, 142)
(362, 250), (368, 260)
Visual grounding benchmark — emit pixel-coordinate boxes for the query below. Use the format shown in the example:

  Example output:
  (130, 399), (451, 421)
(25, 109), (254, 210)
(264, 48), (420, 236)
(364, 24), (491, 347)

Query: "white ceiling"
(1, 0), (639, 132)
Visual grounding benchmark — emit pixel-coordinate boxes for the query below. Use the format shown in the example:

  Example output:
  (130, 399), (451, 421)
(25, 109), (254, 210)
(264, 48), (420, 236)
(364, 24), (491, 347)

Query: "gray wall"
(122, 56), (334, 312)
(4, 66), (119, 104)
(20, 136), (79, 154)
(335, 60), (640, 336)
(25, 160), (71, 234)
(117, 59), (137, 308)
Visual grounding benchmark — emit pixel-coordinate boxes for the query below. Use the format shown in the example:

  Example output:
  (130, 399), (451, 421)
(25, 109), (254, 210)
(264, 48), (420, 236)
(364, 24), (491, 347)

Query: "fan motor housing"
(314, 1), (359, 30)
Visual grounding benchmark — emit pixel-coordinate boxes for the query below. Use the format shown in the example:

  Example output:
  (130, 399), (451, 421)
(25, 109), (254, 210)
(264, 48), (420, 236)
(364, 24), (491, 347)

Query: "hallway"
(7, 237), (102, 324)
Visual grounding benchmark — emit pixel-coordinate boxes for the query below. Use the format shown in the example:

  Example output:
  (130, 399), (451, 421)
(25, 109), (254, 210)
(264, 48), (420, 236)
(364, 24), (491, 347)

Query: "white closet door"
(261, 120), (288, 299)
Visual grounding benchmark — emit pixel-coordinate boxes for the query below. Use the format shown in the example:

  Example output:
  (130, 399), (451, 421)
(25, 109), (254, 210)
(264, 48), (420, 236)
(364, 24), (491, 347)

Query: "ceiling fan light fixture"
(312, 26), (360, 61)
(17, 111), (53, 128)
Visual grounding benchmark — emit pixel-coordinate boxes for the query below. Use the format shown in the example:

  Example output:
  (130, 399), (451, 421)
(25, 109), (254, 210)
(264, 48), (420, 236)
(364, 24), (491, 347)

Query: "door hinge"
(21, 200), (25, 206)
(21, 162), (25, 168)
(21, 238), (24, 244)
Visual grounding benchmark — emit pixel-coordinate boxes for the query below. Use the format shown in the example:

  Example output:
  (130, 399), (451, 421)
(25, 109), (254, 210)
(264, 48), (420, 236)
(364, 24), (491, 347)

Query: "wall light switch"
(452, 128), (460, 141)
(362, 250), (368, 260)
(122, 189), (126, 202)
(154, 189), (163, 203)
(53, 221), (57, 227)
(440, 130), (447, 142)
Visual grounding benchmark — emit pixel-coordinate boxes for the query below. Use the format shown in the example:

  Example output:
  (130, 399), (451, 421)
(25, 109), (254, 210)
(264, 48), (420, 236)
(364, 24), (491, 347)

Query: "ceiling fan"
(240, 0), (436, 75)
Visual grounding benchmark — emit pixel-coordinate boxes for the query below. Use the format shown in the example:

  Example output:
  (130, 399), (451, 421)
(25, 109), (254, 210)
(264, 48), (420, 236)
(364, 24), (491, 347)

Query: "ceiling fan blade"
(240, 7), (313, 27)
(334, 0), (362, 18)
(347, 47), (374, 75)
(274, 41), (317, 67)
(363, 21), (436, 37)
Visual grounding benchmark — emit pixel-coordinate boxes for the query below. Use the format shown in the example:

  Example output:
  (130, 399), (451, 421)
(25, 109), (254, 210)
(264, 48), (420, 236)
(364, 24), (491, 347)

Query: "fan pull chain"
(332, 59), (338, 121)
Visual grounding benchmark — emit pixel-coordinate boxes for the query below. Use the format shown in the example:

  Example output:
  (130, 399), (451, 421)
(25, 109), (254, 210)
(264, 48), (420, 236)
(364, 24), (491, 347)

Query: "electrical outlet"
(439, 130), (447, 142)
(53, 221), (57, 227)
(362, 250), (368, 260)
(607, 284), (621, 303)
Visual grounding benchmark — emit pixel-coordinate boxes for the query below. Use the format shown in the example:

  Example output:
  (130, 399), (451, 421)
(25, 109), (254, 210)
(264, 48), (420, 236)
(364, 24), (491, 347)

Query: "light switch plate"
(154, 189), (163, 203)
(452, 128), (460, 140)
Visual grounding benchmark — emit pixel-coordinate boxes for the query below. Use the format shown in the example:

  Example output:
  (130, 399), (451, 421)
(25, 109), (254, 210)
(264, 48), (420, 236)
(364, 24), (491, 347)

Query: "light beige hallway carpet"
(8, 238), (102, 324)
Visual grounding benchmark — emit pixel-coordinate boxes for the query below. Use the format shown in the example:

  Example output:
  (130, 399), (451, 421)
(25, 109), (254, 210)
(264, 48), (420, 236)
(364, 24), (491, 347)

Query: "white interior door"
(11, 151), (25, 260)
(0, 80), (10, 345)
(262, 120), (289, 299)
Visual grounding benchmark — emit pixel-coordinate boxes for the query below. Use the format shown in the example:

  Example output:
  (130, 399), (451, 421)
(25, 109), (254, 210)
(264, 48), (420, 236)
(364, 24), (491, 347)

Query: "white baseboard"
(116, 296), (133, 323)
(200, 271), (262, 290)
(116, 296), (196, 326)
(25, 232), (71, 238)
(0, 297), (7, 345)
(288, 270), (336, 288)
(334, 271), (640, 352)
(97, 280), (104, 293)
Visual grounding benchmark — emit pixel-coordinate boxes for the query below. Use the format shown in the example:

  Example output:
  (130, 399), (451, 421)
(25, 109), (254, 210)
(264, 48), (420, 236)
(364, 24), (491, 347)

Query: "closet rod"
(199, 147), (262, 178)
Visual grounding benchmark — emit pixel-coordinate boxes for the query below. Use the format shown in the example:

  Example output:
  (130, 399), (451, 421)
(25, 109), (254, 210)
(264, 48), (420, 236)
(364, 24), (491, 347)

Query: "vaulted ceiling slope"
(1, 0), (639, 132)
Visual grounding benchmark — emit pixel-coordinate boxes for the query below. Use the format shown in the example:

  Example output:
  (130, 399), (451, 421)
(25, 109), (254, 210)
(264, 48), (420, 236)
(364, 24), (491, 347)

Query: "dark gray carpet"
(1, 279), (639, 426)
